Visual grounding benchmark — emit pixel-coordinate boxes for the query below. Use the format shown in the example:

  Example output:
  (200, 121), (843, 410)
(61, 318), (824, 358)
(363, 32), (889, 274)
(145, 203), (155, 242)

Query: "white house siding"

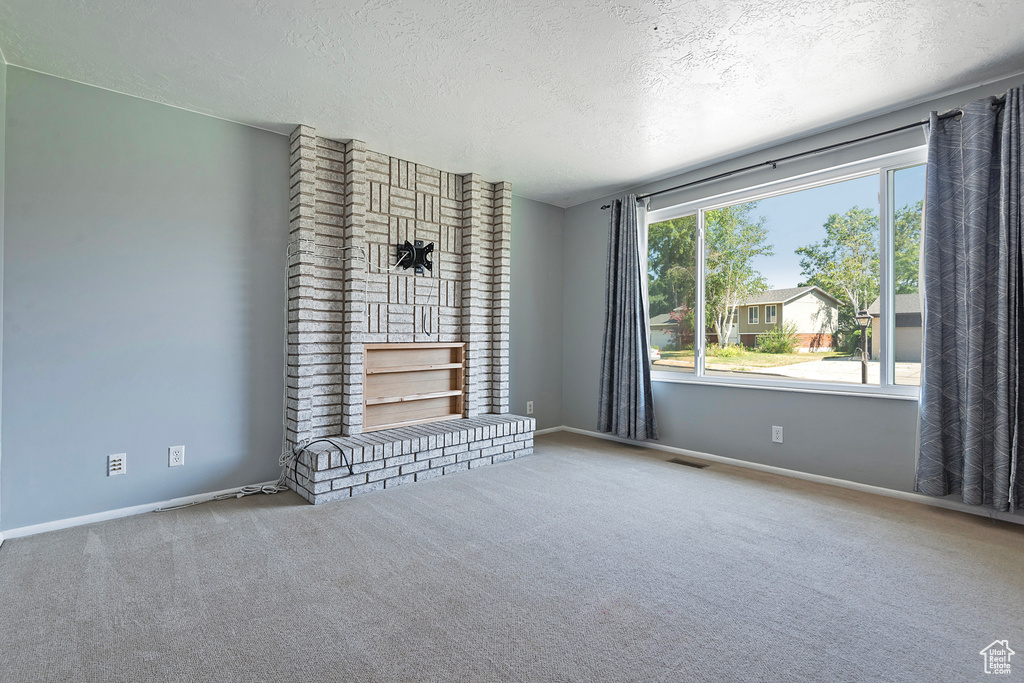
(650, 327), (673, 349)
(782, 291), (838, 350)
(894, 326), (922, 362)
(870, 318), (922, 362)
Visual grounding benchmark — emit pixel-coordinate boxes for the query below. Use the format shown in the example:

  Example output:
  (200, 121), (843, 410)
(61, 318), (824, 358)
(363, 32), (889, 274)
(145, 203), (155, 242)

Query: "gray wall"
(0, 61), (6, 530)
(1, 68), (289, 530)
(510, 195), (564, 430)
(563, 73), (1024, 493)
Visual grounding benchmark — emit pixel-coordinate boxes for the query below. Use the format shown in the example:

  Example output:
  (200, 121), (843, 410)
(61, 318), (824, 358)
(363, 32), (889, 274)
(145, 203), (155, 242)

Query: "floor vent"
(667, 457), (709, 469)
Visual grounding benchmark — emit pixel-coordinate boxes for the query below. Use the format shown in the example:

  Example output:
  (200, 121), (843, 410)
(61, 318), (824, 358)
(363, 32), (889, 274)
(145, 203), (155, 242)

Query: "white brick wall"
(285, 126), (318, 448)
(286, 124), (513, 446)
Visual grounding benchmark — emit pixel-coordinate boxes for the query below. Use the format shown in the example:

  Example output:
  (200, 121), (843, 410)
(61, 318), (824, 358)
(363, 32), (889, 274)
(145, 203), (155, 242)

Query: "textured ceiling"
(2, 0), (1024, 207)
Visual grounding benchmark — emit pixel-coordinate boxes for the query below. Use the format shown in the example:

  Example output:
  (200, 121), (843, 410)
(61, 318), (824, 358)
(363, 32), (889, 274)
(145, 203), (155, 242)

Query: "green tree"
(668, 306), (694, 349)
(704, 203), (773, 347)
(796, 206), (879, 324)
(647, 215), (697, 318)
(894, 200), (922, 294)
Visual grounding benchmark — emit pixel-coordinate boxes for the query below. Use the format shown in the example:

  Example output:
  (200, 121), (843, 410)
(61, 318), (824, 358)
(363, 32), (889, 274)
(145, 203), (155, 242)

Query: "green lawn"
(658, 348), (849, 369)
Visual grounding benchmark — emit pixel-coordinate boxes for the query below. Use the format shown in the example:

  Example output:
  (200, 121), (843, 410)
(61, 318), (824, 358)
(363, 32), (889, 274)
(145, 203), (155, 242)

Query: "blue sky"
(747, 165), (926, 290)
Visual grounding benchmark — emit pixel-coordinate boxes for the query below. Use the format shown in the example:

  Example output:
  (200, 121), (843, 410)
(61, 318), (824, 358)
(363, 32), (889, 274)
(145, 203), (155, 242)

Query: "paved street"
(655, 357), (921, 386)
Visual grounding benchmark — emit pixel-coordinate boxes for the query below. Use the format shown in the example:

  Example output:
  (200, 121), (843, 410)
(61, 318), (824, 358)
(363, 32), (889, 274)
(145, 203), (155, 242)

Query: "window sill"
(650, 371), (921, 401)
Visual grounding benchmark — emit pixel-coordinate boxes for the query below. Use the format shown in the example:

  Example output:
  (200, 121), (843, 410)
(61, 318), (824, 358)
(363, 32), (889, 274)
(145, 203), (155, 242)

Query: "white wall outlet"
(526, 401), (534, 415)
(168, 445), (185, 467)
(772, 426), (784, 444)
(108, 453), (126, 476)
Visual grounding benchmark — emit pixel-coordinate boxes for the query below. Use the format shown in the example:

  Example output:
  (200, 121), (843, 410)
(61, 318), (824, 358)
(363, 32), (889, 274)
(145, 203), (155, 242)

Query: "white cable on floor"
(153, 451), (294, 512)
(153, 439), (350, 513)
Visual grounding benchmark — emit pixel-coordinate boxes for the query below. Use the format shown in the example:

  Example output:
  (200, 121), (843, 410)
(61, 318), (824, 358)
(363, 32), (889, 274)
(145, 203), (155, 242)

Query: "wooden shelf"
(363, 342), (465, 431)
(365, 389), (464, 406)
(365, 363), (464, 375)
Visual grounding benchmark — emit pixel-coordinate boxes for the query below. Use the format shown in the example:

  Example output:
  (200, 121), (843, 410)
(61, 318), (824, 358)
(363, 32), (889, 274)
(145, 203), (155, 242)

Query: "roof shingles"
(740, 286), (839, 306)
(867, 292), (921, 315)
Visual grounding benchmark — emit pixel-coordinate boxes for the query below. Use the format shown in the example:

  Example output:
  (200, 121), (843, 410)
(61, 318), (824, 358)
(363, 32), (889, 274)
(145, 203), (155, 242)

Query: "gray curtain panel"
(598, 195), (659, 441)
(917, 88), (1023, 511)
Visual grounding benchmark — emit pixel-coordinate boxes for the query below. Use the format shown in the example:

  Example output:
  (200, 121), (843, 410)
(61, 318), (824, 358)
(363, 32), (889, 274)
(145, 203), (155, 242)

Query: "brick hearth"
(287, 414), (535, 504)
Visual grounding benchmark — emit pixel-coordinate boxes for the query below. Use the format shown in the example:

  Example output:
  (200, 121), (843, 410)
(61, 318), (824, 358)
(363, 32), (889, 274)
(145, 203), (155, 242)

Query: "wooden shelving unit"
(362, 342), (465, 432)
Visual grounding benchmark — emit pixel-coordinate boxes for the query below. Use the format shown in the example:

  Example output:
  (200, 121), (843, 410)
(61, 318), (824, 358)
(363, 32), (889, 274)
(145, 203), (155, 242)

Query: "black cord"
(299, 438), (354, 476)
(289, 437), (355, 492)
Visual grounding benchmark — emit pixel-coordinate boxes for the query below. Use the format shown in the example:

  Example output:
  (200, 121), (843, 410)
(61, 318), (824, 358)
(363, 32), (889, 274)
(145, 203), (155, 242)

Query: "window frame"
(644, 147), (926, 400)
(748, 306), (759, 325)
(765, 304), (777, 324)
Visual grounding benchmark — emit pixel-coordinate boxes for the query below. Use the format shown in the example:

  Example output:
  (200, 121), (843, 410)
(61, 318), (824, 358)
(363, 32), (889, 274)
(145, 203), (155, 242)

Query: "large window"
(646, 149), (925, 396)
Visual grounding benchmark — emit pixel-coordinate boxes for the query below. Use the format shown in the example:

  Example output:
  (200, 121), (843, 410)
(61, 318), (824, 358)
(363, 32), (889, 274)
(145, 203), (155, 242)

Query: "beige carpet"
(1, 432), (1021, 682)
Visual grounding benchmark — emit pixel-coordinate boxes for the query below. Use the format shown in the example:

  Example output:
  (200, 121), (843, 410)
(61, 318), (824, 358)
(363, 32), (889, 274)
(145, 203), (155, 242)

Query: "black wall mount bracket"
(396, 240), (434, 275)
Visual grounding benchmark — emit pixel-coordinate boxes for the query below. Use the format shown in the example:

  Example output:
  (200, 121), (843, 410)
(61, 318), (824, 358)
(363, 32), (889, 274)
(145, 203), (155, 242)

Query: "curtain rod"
(599, 108), (967, 211)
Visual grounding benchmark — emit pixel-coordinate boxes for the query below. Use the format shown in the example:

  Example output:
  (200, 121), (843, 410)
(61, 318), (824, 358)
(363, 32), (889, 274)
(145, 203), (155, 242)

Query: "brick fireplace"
(284, 125), (534, 504)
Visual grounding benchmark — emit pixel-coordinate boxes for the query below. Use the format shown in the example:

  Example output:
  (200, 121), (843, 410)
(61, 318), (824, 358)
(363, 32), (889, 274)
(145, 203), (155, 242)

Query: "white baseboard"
(539, 426), (1024, 526)
(1, 480), (280, 541)
(8, 427), (1019, 541)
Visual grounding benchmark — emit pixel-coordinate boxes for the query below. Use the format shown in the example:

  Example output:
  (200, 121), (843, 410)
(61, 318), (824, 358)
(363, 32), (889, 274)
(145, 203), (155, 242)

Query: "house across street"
(734, 286), (839, 351)
(649, 286), (840, 352)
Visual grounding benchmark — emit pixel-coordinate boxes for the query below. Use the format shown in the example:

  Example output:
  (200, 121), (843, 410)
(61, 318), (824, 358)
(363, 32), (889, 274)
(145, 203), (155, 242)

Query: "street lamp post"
(855, 310), (872, 385)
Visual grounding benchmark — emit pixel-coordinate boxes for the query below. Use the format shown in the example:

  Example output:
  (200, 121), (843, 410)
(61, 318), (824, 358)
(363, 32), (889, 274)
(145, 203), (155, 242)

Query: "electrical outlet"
(772, 426), (784, 444)
(168, 445), (185, 467)
(108, 453), (126, 476)
(526, 401), (534, 415)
